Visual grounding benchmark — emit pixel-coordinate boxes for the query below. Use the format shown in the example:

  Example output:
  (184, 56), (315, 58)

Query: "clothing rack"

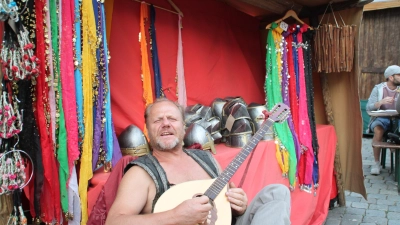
(132, 0), (184, 17)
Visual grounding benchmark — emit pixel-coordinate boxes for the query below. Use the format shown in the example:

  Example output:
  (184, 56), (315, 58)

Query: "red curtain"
(108, 0), (265, 134)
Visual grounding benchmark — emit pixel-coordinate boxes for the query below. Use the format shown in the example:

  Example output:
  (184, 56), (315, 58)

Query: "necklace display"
(1, 22), (39, 81)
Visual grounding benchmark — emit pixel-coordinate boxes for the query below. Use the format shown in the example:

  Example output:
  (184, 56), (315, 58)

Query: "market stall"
(0, 0), (366, 224)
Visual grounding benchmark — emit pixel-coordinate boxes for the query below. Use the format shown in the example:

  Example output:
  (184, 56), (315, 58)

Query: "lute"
(154, 103), (290, 225)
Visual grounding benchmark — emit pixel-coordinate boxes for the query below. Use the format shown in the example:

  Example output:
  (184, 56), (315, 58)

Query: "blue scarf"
(150, 5), (163, 98)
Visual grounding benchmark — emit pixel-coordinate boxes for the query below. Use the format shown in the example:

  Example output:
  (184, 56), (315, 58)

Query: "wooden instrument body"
(153, 179), (231, 225)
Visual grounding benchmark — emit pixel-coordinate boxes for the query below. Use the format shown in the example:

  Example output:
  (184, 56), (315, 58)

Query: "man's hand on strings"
(226, 182), (248, 216)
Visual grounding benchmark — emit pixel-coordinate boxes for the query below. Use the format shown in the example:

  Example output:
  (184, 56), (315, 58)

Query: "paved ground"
(324, 138), (400, 225)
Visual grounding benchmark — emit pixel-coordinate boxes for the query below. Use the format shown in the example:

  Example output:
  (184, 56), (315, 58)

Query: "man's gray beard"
(153, 137), (180, 151)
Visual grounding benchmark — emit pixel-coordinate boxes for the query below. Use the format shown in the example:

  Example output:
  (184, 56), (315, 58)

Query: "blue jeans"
(369, 117), (392, 133)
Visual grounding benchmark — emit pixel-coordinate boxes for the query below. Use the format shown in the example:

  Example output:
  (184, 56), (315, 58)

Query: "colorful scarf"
(150, 5), (163, 98)
(68, 0), (83, 221)
(281, 30), (301, 171)
(296, 25), (314, 188)
(79, 0), (97, 222)
(177, 15), (187, 107)
(302, 27), (320, 187)
(265, 23), (297, 188)
(285, 28), (299, 135)
(140, 3), (153, 106)
(35, 0), (61, 222)
(74, 0), (85, 152)
(101, 3), (121, 166)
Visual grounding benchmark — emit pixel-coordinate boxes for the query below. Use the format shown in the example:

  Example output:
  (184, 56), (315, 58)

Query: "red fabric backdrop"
(109, 0), (265, 134)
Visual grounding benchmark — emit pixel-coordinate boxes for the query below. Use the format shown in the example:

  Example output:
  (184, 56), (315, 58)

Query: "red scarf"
(35, 0), (61, 222)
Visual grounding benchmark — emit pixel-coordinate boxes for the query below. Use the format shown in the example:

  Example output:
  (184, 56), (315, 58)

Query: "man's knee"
(259, 184), (291, 204)
(373, 126), (385, 140)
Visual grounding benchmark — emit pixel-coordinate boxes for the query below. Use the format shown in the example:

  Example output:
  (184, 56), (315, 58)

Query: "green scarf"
(265, 23), (297, 188)
(50, 0), (69, 213)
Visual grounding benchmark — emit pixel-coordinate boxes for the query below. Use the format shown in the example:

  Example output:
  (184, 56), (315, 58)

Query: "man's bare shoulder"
(108, 165), (155, 217)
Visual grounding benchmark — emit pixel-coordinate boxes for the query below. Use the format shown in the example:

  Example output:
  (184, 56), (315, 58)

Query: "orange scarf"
(140, 3), (153, 106)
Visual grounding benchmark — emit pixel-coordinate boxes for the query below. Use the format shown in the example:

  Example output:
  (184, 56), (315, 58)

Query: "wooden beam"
(361, 67), (386, 73)
(236, 0), (300, 15)
(299, 0), (373, 19)
(364, 0), (400, 11)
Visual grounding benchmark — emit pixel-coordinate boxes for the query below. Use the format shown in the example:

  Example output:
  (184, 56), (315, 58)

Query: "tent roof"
(218, 0), (373, 21)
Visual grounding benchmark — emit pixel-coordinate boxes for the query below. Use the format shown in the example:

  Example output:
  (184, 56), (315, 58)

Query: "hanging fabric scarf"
(45, 0), (56, 151)
(17, 80), (43, 221)
(150, 5), (163, 98)
(285, 28), (299, 135)
(296, 25), (314, 191)
(68, 166), (81, 224)
(74, 0), (84, 153)
(265, 23), (297, 189)
(176, 15), (187, 107)
(34, 0), (61, 222)
(92, 0), (106, 171)
(281, 30), (301, 169)
(80, 0), (97, 223)
(61, 0), (79, 168)
(302, 27), (320, 188)
(101, 3), (122, 167)
(49, 0), (69, 215)
(68, 0), (83, 221)
(291, 25), (300, 98)
(140, 3), (153, 106)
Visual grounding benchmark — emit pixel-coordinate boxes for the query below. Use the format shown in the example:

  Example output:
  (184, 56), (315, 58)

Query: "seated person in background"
(366, 65), (400, 175)
(106, 98), (291, 225)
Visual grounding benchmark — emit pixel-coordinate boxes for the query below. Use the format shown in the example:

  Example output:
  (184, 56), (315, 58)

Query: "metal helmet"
(226, 118), (253, 148)
(222, 100), (251, 130)
(247, 103), (274, 141)
(198, 105), (213, 122)
(224, 96), (247, 106)
(184, 110), (202, 127)
(118, 125), (150, 157)
(198, 116), (222, 143)
(185, 104), (203, 113)
(183, 123), (216, 154)
(211, 98), (227, 121)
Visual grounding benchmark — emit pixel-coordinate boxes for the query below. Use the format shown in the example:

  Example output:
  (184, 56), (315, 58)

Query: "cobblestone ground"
(324, 138), (400, 225)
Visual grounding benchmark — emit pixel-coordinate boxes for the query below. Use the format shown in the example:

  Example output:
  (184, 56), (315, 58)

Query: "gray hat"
(384, 65), (400, 78)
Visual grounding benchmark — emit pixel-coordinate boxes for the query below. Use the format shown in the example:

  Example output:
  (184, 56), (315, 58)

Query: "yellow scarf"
(79, 0), (97, 223)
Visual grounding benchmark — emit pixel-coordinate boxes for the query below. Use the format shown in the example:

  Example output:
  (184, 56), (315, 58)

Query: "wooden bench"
(372, 141), (400, 192)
